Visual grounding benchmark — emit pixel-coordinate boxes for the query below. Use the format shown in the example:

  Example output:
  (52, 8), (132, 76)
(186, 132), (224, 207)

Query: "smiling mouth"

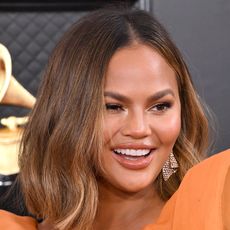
(113, 149), (151, 158)
(112, 148), (155, 170)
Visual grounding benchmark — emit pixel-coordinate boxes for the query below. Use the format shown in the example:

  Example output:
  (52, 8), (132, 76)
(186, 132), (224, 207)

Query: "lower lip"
(112, 151), (154, 170)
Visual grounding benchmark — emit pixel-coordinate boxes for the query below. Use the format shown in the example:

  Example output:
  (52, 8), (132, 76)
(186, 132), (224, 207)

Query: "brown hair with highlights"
(19, 7), (210, 230)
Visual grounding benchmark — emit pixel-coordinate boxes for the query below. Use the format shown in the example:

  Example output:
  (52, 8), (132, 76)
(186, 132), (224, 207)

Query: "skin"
(94, 43), (181, 230)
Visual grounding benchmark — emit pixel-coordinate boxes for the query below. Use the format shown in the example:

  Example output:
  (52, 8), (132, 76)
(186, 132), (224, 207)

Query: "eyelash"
(151, 102), (172, 112)
(105, 104), (124, 112)
(105, 102), (172, 113)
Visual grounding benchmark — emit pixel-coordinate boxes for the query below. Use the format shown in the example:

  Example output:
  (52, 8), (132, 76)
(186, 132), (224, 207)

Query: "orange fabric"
(0, 209), (37, 229)
(0, 149), (229, 230)
(144, 149), (230, 230)
(222, 164), (230, 229)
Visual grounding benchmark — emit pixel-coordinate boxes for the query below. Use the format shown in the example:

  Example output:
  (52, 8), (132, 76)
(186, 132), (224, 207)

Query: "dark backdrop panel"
(153, 0), (230, 154)
(0, 0), (138, 11)
(0, 11), (86, 117)
(0, 0), (139, 118)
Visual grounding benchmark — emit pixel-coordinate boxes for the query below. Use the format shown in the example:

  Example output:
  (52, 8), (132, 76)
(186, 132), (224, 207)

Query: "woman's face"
(101, 43), (181, 193)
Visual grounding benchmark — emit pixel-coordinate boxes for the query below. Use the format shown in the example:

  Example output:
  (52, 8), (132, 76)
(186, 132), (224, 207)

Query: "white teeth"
(124, 156), (139, 161)
(114, 149), (151, 156)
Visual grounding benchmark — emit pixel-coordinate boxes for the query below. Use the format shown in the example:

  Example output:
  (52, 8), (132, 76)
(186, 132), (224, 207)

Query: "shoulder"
(0, 209), (37, 230)
(181, 148), (230, 190)
(175, 148), (230, 229)
(143, 149), (230, 230)
(187, 148), (230, 176)
(180, 148), (230, 198)
(170, 149), (230, 229)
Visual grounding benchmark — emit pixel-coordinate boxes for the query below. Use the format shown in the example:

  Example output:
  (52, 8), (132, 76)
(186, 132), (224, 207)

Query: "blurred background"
(0, 0), (229, 155)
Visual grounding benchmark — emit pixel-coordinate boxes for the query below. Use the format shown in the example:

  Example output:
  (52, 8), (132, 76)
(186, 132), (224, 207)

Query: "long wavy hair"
(19, 7), (210, 230)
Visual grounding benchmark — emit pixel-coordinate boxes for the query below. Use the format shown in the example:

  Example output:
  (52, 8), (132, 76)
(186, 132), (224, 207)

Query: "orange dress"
(0, 149), (229, 230)
(0, 209), (37, 229)
(144, 149), (230, 230)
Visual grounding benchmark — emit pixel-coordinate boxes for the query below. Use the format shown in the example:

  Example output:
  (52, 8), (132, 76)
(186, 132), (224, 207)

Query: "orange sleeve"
(222, 164), (230, 229)
(0, 210), (37, 230)
(143, 149), (230, 230)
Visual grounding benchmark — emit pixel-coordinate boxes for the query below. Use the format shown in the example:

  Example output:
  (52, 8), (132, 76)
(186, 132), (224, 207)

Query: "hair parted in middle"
(19, 7), (210, 230)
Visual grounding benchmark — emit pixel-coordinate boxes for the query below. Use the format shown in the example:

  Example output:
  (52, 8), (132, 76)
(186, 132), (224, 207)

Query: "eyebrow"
(104, 89), (175, 103)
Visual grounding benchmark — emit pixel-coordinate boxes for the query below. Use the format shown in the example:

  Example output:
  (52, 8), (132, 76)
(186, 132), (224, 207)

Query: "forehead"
(105, 43), (178, 94)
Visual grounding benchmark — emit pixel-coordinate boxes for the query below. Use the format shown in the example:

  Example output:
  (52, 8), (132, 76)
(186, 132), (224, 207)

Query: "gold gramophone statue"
(0, 43), (36, 178)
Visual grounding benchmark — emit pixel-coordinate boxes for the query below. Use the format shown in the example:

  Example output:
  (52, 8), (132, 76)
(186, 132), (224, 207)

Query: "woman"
(0, 7), (229, 230)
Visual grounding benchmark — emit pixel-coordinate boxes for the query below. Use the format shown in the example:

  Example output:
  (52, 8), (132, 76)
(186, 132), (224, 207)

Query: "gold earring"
(162, 152), (179, 181)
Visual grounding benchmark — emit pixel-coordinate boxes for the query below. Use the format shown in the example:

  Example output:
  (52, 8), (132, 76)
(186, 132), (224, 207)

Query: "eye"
(150, 102), (172, 112)
(105, 103), (124, 113)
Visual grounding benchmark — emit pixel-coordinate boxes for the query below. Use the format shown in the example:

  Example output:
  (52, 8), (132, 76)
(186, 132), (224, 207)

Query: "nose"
(121, 110), (152, 139)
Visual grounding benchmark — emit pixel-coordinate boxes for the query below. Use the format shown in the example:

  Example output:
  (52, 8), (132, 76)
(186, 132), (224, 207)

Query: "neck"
(93, 180), (165, 230)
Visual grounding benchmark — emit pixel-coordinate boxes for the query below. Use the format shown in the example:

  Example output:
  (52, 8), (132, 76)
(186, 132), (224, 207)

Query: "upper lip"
(111, 143), (156, 150)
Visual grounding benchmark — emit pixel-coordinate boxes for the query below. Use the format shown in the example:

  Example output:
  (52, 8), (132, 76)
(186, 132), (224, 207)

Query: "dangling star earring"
(162, 152), (179, 181)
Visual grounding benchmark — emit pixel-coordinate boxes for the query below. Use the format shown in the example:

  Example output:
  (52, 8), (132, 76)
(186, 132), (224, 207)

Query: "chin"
(108, 172), (158, 195)
(119, 185), (153, 194)
(122, 180), (156, 194)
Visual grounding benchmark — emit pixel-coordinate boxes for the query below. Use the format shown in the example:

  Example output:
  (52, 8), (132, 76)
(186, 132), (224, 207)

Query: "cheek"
(103, 115), (123, 144)
(153, 113), (181, 144)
